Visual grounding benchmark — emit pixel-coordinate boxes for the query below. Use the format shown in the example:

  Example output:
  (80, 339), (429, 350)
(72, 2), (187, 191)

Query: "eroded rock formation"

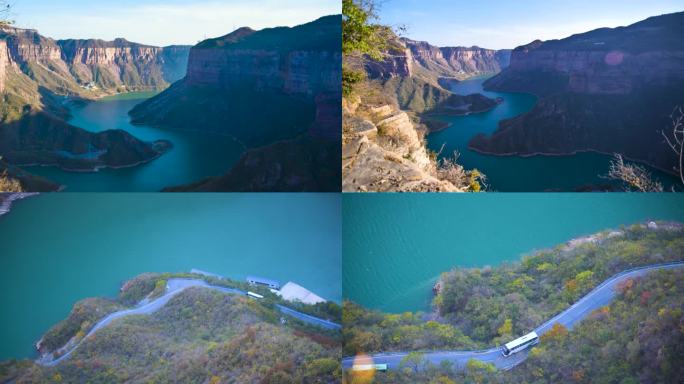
(474, 12), (684, 173)
(342, 100), (466, 192)
(0, 26), (190, 95)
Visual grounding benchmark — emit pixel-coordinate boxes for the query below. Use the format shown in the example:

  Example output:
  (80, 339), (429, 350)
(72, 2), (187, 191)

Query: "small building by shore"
(246, 276), (281, 290)
(276, 282), (326, 304)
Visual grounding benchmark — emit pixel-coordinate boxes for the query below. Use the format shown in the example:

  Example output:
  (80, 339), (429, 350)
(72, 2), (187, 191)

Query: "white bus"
(352, 363), (388, 372)
(247, 291), (264, 299)
(501, 331), (539, 356)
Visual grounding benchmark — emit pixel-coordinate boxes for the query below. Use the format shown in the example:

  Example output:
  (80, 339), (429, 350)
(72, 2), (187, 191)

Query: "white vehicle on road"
(501, 331), (539, 356)
(352, 364), (388, 372)
(247, 291), (264, 299)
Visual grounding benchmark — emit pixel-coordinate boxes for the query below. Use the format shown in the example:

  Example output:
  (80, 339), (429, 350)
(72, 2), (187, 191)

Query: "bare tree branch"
(605, 154), (663, 192)
(661, 105), (684, 185)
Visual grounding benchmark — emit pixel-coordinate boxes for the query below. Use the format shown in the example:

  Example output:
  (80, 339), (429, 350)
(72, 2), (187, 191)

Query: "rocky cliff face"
(363, 38), (509, 82)
(160, 45), (192, 83)
(186, 48), (341, 95)
(184, 18), (340, 97)
(0, 39), (7, 92)
(129, 15), (341, 191)
(342, 99), (474, 192)
(0, 109), (171, 172)
(363, 46), (413, 79)
(0, 27), (178, 184)
(3, 27), (62, 63)
(488, 41), (684, 95)
(130, 16), (341, 142)
(475, 12), (684, 173)
(0, 26), (190, 96)
(357, 34), (502, 116)
(404, 39), (510, 78)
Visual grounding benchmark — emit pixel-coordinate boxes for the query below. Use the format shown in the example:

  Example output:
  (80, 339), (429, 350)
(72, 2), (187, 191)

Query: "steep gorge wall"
(363, 39), (509, 82)
(404, 39), (510, 77)
(185, 48), (341, 95)
(0, 27), (190, 94)
(475, 12), (684, 174)
(490, 41), (684, 95)
(0, 39), (7, 92)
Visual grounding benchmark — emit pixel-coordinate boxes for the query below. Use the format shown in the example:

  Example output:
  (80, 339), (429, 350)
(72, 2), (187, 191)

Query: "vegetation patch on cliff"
(1, 272), (341, 383)
(343, 222), (684, 384)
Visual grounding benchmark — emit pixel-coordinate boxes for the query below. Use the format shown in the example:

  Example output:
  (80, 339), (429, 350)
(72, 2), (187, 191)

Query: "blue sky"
(378, 0), (683, 49)
(8, 0), (341, 46)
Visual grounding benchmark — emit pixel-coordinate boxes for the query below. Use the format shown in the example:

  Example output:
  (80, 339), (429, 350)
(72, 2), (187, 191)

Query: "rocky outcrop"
(363, 38), (509, 82)
(342, 101), (466, 192)
(486, 12), (684, 96)
(379, 75), (500, 115)
(0, 110), (171, 171)
(57, 38), (189, 90)
(364, 46), (414, 79)
(129, 15), (341, 191)
(184, 16), (340, 96)
(165, 136), (340, 192)
(343, 30), (502, 191)
(160, 45), (192, 83)
(358, 34), (502, 116)
(0, 26), (186, 188)
(404, 39), (510, 79)
(474, 12), (684, 173)
(131, 16), (341, 141)
(0, 39), (8, 92)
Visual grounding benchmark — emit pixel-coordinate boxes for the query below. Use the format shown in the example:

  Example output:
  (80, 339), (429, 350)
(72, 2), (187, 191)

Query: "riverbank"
(35, 271), (341, 366)
(343, 222), (684, 378)
(468, 144), (681, 181)
(22, 93), (247, 191)
(2, 271), (342, 383)
(0, 193), (341, 359)
(0, 193), (38, 217)
(425, 75), (681, 191)
(344, 262), (684, 375)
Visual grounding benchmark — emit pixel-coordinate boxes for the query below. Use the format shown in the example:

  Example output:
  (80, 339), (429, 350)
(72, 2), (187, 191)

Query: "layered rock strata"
(473, 12), (684, 173)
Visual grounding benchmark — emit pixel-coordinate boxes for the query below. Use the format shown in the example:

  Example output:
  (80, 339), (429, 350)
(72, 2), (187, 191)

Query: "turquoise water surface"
(0, 193), (341, 359)
(24, 93), (245, 191)
(343, 193), (684, 313)
(426, 77), (680, 191)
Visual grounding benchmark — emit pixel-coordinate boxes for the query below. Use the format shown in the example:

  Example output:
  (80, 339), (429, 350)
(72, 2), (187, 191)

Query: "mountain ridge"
(473, 11), (684, 174)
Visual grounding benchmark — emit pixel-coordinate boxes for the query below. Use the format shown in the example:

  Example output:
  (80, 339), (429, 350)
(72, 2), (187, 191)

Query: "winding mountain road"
(37, 278), (340, 367)
(342, 262), (684, 372)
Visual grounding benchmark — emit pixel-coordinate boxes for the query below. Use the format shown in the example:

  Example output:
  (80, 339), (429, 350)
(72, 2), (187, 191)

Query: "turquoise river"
(23, 92), (245, 191)
(0, 193), (341, 360)
(426, 77), (680, 191)
(343, 193), (684, 313)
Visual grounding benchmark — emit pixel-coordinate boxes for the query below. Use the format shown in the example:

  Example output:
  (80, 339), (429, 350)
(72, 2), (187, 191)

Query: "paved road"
(37, 278), (340, 366)
(276, 304), (341, 330)
(343, 262), (684, 372)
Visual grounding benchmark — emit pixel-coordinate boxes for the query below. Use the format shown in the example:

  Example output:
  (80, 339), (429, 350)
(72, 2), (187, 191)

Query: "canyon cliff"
(0, 39), (7, 93)
(342, 30), (500, 192)
(130, 15), (341, 144)
(472, 12), (684, 174)
(0, 26), (184, 187)
(132, 15), (342, 191)
(342, 100), (470, 192)
(0, 26), (190, 95)
(403, 39), (510, 80)
(359, 35), (506, 115)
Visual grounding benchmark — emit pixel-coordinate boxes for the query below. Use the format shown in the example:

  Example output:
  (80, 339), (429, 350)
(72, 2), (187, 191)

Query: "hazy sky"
(378, 0), (683, 49)
(8, 0), (341, 46)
